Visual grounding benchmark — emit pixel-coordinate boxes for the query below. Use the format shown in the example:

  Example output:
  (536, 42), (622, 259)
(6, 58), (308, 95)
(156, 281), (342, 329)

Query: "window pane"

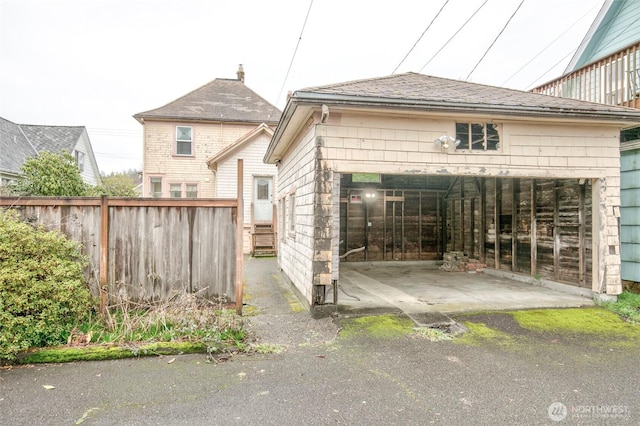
(177, 141), (192, 155)
(257, 180), (269, 200)
(471, 124), (485, 150)
(186, 184), (197, 198)
(486, 124), (500, 150)
(176, 126), (192, 141)
(170, 184), (182, 198)
(455, 123), (469, 150)
(150, 177), (162, 198)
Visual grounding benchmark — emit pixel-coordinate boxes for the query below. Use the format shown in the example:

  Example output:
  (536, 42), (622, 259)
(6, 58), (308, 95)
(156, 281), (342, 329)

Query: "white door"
(253, 177), (273, 222)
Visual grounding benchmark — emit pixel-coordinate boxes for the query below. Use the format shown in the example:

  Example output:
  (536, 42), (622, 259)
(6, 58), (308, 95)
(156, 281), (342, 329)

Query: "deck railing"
(533, 41), (640, 109)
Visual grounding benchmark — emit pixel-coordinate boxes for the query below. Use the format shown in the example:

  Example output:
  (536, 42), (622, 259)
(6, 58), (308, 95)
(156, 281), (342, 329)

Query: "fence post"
(235, 159), (244, 314)
(99, 195), (109, 316)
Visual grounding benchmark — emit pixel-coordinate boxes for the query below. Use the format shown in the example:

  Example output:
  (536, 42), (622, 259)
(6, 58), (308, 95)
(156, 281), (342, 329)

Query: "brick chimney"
(237, 64), (245, 83)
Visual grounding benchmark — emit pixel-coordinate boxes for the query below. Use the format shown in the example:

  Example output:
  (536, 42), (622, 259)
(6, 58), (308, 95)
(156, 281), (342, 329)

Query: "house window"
(176, 126), (193, 155)
(288, 193), (296, 235)
(170, 184), (182, 198)
(279, 197), (286, 241)
(186, 184), (198, 198)
(75, 151), (85, 172)
(150, 177), (162, 198)
(455, 123), (500, 151)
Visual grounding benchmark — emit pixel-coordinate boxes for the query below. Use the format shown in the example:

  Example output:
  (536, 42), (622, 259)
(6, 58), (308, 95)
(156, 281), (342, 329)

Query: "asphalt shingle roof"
(0, 118), (85, 176)
(134, 78), (281, 124)
(0, 117), (37, 175)
(297, 72), (640, 118)
(20, 124), (84, 153)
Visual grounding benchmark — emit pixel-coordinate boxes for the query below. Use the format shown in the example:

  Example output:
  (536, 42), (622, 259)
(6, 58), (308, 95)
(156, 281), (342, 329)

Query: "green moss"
(17, 341), (214, 364)
(339, 314), (414, 339)
(512, 307), (640, 338)
(454, 322), (514, 347)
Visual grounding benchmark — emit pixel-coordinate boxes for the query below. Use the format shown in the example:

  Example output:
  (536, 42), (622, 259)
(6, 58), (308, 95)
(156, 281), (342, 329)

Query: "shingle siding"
(276, 126), (318, 304)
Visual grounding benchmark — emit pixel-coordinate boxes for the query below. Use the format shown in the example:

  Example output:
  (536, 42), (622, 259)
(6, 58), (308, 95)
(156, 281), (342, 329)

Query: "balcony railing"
(533, 41), (640, 109)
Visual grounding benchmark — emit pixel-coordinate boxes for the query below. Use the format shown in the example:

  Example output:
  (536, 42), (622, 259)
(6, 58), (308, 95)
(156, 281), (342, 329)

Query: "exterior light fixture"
(363, 190), (377, 201)
(434, 135), (460, 152)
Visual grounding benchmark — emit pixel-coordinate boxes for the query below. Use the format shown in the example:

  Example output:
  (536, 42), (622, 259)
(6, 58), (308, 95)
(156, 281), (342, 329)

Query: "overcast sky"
(0, 0), (604, 174)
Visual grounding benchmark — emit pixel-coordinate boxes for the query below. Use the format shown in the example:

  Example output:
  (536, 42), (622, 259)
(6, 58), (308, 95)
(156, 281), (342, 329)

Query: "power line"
(501, 2), (600, 86)
(392, 0), (450, 74)
(418, 0), (489, 73)
(525, 47), (577, 90)
(466, 0), (526, 81)
(276, 0), (314, 105)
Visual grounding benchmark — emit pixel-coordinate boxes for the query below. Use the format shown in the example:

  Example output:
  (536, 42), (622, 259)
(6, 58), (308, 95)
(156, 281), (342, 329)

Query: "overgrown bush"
(0, 210), (96, 360)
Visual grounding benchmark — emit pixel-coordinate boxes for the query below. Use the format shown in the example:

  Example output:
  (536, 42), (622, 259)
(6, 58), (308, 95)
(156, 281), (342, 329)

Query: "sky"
(0, 0), (605, 174)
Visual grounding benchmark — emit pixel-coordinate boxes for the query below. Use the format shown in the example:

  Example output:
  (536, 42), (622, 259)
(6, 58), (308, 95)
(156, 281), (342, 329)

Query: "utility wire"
(466, 0), (526, 81)
(392, 0), (450, 74)
(419, 0), (489, 73)
(525, 48), (577, 90)
(276, 0), (314, 106)
(501, 2), (600, 86)
(524, 0), (622, 90)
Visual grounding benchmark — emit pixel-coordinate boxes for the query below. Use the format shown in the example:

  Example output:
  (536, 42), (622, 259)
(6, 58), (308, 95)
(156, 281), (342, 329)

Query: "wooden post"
(553, 180), (560, 280)
(235, 159), (244, 314)
(512, 179), (518, 272)
(479, 179), (486, 262)
(531, 179), (537, 276)
(494, 179), (501, 270)
(99, 195), (109, 316)
(579, 181), (586, 286)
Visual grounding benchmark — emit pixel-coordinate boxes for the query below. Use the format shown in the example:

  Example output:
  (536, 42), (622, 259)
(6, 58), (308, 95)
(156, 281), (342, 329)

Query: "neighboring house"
(264, 72), (640, 315)
(533, 0), (640, 285)
(133, 66), (282, 254)
(0, 116), (101, 187)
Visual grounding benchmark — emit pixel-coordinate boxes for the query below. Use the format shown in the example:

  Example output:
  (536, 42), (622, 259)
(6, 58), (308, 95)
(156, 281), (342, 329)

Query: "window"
(455, 123), (500, 151)
(257, 179), (269, 200)
(176, 126), (193, 155)
(150, 177), (162, 198)
(288, 193), (296, 235)
(75, 151), (85, 172)
(170, 184), (182, 198)
(185, 184), (198, 198)
(279, 197), (286, 241)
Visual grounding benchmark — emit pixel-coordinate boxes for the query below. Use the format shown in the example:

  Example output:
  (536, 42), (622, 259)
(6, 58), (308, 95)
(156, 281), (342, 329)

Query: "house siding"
(276, 125), (318, 304)
(142, 121), (258, 197)
(621, 146), (640, 281)
(216, 133), (277, 253)
(74, 130), (101, 186)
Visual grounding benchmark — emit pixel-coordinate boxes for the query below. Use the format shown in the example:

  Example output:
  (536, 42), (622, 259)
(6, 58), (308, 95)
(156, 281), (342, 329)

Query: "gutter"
(292, 91), (640, 121)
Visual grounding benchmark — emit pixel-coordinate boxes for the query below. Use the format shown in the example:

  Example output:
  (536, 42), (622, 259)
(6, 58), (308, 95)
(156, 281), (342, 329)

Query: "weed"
(599, 291), (640, 323)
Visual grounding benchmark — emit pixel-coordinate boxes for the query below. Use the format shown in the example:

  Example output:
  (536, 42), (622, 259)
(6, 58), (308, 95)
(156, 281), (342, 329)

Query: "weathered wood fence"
(0, 161), (245, 312)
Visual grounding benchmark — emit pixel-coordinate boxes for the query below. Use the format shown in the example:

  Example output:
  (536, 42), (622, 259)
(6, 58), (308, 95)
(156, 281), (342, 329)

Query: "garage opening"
(339, 173), (592, 289)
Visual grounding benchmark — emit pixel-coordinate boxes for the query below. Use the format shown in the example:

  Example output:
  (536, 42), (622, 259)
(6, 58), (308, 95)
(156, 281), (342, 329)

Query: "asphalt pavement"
(0, 257), (638, 425)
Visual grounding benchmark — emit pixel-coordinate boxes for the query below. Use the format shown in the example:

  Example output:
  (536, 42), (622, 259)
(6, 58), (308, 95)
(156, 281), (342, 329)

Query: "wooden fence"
(0, 160), (245, 312)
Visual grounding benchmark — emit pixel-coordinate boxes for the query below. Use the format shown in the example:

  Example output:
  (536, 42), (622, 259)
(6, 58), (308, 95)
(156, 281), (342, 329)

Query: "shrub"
(0, 210), (96, 360)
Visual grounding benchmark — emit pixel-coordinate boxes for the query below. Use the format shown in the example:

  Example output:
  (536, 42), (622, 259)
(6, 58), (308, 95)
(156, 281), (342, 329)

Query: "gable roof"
(19, 124), (85, 153)
(565, 0), (640, 72)
(266, 72), (640, 163)
(207, 123), (274, 171)
(0, 117), (37, 176)
(0, 117), (99, 180)
(134, 78), (282, 124)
